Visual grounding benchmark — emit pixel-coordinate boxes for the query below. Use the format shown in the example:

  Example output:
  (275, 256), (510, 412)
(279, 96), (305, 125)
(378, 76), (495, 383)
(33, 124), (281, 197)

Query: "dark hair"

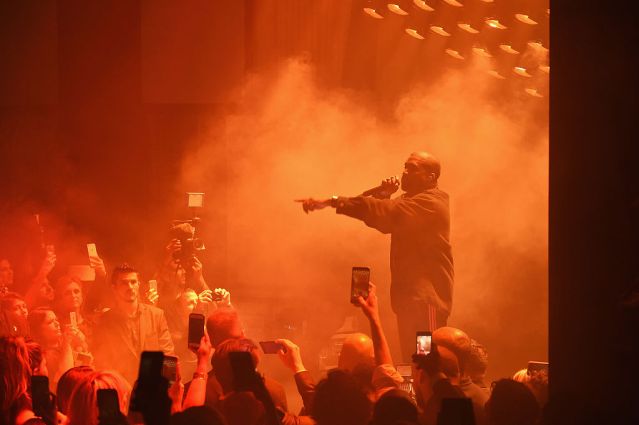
(26, 308), (56, 347)
(169, 406), (226, 425)
(110, 263), (139, 285)
(0, 292), (28, 337)
(24, 339), (43, 375)
(211, 338), (260, 393)
(313, 369), (372, 425)
(372, 389), (418, 425)
(56, 365), (94, 415)
(487, 379), (540, 425)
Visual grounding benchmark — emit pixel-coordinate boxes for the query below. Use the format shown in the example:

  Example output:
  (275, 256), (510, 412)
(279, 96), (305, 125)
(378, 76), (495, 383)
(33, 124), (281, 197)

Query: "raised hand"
(355, 281), (380, 322)
(213, 287), (231, 307)
(274, 338), (306, 373)
(377, 176), (400, 198)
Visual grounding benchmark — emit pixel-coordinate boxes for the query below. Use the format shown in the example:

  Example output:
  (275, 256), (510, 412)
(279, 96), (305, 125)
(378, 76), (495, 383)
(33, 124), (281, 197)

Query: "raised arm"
(355, 282), (393, 366)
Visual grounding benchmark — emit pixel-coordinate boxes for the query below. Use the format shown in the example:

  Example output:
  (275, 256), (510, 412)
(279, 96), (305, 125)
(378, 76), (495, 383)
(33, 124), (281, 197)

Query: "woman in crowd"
(66, 370), (131, 425)
(54, 275), (92, 340)
(27, 308), (81, 391)
(56, 365), (94, 416)
(0, 292), (29, 337)
(0, 336), (36, 425)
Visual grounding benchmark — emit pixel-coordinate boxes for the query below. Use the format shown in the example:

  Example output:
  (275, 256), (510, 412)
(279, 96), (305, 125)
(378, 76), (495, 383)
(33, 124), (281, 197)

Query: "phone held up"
(97, 388), (122, 423)
(31, 375), (50, 418)
(350, 266), (370, 304)
(259, 340), (286, 354)
(188, 313), (206, 351)
(527, 360), (549, 375)
(416, 331), (432, 356)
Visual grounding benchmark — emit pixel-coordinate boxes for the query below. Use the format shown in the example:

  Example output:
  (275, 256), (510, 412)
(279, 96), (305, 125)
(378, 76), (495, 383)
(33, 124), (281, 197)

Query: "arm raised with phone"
(355, 282), (393, 366)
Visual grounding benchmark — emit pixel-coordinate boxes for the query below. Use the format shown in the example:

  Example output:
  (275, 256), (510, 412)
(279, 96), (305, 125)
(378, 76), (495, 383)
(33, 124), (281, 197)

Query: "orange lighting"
(487, 70), (506, 79)
(499, 44), (520, 55)
(405, 28), (425, 39)
(527, 41), (549, 52)
(413, 0), (435, 12)
(539, 65), (550, 74)
(445, 49), (464, 60)
(525, 88), (543, 98)
(472, 47), (492, 58)
(387, 3), (409, 15)
(442, 0), (463, 7)
(363, 8), (384, 19)
(515, 14), (538, 25)
(485, 19), (507, 29)
(458, 23), (479, 34)
(430, 26), (451, 36)
(513, 67), (532, 78)
(479, 0), (494, 2)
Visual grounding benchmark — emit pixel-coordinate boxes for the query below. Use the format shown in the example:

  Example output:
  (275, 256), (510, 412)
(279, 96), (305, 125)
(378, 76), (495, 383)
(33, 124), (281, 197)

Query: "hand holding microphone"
(361, 175), (400, 199)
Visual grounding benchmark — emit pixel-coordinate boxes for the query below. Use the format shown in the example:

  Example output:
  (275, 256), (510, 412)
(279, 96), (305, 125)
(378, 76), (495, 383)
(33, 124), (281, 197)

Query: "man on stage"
(296, 151), (454, 361)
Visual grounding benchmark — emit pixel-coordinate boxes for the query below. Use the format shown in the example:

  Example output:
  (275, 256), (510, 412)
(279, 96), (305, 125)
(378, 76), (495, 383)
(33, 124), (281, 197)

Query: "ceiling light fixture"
(485, 19), (507, 29)
(458, 23), (479, 34)
(430, 26), (451, 36)
(513, 67), (532, 77)
(515, 14), (538, 25)
(387, 3), (409, 15)
(405, 28), (425, 39)
(499, 44), (520, 54)
(413, 0), (434, 12)
(363, 8), (384, 19)
(445, 49), (464, 60)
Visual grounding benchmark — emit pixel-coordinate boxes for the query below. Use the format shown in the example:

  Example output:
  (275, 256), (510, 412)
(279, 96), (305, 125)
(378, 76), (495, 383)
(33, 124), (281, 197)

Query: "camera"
(169, 220), (205, 264)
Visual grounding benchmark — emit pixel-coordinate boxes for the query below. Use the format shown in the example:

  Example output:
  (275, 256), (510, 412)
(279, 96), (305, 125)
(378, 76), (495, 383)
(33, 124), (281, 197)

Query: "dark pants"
(396, 302), (448, 363)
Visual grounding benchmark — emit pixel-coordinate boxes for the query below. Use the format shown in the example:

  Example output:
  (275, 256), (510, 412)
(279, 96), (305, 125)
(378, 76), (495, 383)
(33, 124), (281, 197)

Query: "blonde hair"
(512, 368), (530, 383)
(67, 370), (131, 425)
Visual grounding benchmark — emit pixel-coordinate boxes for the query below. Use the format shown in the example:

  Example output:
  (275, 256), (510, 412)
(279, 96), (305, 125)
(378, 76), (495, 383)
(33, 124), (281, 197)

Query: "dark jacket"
(91, 302), (175, 384)
(335, 188), (454, 314)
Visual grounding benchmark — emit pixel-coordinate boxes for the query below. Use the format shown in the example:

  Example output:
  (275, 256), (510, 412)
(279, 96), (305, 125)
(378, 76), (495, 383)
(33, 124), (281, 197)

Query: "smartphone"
(438, 398), (475, 425)
(148, 279), (158, 292)
(416, 331), (432, 356)
(138, 351), (164, 383)
(188, 313), (206, 350)
(162, 355), (178, 384)
(229, 351), (256, 392)
(97, 388), (121, 422)
(187, 192), (204, 208)
(259, 341), (285, 354)
(527, 361), (549, 375)
(31, 375), (50, 417)
(87, 243), (98, 258)
(350, 267), (370, 304)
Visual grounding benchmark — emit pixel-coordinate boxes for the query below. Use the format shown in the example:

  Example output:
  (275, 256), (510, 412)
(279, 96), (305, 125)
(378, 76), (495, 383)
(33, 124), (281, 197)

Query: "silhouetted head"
(432, 326), (472, 374)
(56, 365), (94, 414)
(211, 338), (260, 394)
(401, 152), (441, 194)
(206, 308), (245, 349)
(372, 388), (418, 425)
(169, 405), (226, 425)
(485, 379), (540, 425)
(338, 332), (375, 372)
(313, 369), (372, 425)
(67, 370), (131, 425)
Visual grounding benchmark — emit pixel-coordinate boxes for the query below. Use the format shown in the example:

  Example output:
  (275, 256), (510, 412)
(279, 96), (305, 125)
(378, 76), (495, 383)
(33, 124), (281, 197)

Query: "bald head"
(338, 333), (375, 372)
(433, 327), (472, 373)
(409, 152), (441, 178)
(401, 152), (441, 194)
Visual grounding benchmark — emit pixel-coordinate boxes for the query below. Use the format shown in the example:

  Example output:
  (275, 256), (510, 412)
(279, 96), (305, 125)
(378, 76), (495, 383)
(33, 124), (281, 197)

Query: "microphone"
(359, 176), (399, 197)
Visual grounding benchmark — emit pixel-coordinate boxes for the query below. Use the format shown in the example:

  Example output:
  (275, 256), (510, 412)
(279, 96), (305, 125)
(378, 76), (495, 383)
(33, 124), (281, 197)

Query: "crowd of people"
(1, 235), (547, 425)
